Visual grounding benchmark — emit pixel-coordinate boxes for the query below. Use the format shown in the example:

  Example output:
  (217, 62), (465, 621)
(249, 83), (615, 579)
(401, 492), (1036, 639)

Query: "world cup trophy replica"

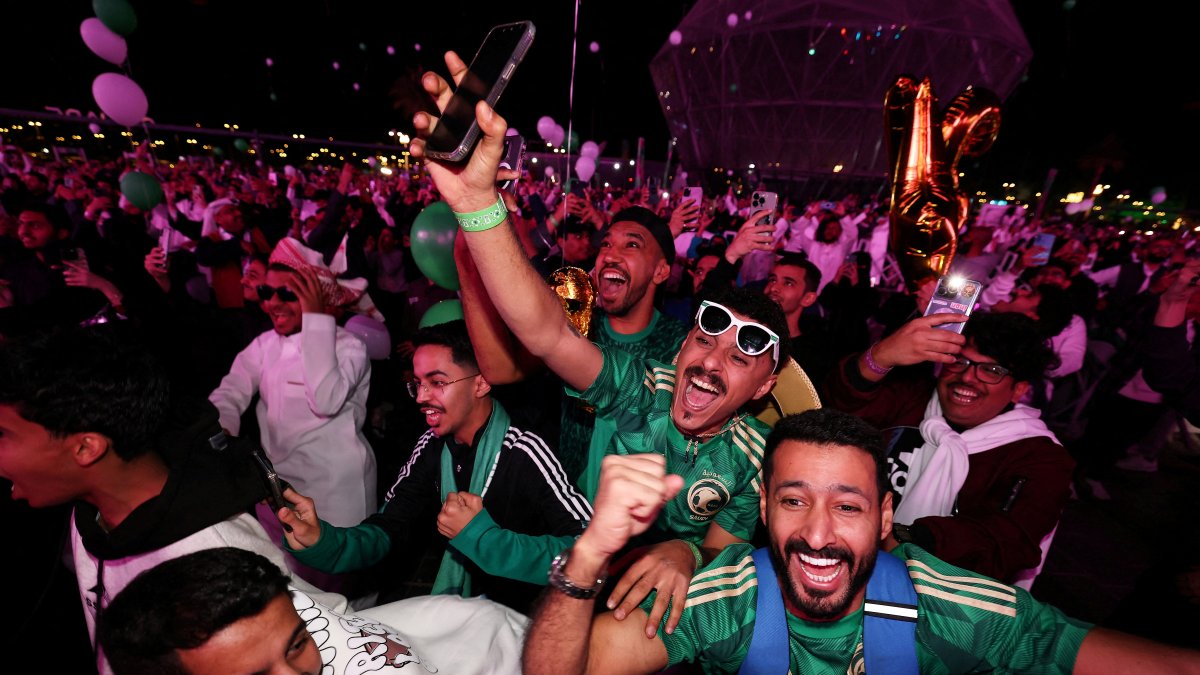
(885, 75), (1002, 291)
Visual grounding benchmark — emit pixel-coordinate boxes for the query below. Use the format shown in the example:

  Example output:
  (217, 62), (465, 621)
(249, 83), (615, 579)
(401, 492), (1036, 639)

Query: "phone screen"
(923, 275), (983, 333)
(1030, 233), (1056, 266)
(425, 22), (535, 161)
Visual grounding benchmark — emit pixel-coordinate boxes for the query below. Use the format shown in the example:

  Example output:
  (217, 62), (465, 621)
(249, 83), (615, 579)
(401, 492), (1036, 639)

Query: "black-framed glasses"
(256, 284), (298, 302)
(406, 373), (480, 399)
(694, 300), (780, 365)
(943, 357), (1011, 384)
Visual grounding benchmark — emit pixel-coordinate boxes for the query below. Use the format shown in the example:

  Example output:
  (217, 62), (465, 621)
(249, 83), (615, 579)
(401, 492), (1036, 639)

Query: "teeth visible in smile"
(690, 376), (719, 393)
(797, 554), (843, 583)
(799, 553), (839, 567)
(601, 271), (626, 282)
(951, 386), (980, 402)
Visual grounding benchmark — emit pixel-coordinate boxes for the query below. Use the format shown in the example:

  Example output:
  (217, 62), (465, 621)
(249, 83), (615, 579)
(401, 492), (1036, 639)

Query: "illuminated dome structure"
(650, 1), (1031, 180)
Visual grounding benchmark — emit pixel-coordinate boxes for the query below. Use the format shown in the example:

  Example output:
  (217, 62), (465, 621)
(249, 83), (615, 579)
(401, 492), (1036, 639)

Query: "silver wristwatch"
(548, 547), (608, 599)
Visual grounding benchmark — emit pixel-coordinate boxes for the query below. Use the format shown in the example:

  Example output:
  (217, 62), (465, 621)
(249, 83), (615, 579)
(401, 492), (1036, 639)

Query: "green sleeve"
(448, 509), (577, 586)
(567, 344), (641, 414)
(287, 520), (392, 574)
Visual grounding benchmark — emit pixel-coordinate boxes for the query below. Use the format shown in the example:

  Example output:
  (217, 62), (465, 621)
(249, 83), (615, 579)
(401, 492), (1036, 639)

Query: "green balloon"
(419, 299), (464, 328)
(410, 202), (461, 290)
(93, 0), (137, 36)
(233, 138), (250, 152)
(119, 171), (164, 211)
(562, 130), (580, 152)
(212, 146), (225, 157)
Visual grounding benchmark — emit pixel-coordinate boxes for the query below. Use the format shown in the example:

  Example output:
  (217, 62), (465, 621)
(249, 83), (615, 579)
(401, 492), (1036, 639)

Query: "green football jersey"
(648, 542), (1092, 674)
(574, 343), (770, 543)
(558, 309), (691, 483)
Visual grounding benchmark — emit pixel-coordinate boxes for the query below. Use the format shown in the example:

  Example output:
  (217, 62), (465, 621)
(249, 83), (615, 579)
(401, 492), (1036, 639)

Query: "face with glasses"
(260, 270), (303, 336)
(410, 344), (488, 443)
(936, 342), (1029, 429)
(672, 302), (778, 436)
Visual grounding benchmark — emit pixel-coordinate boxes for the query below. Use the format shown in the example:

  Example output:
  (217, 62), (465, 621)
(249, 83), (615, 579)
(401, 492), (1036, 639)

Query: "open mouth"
(682, 369), (725, 411)
(597, 267), (628, 299)
(797, 552), (845, 585)
(422, 406), (444, 428)
(947, 384), (982, 406)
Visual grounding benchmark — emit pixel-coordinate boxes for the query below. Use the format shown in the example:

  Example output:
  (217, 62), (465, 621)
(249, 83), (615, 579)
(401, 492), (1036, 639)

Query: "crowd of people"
(3, 64), (1200, 674)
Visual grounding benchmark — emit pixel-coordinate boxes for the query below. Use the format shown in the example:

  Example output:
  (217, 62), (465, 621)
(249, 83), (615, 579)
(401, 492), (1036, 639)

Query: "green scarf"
(431, 399), (509, 596)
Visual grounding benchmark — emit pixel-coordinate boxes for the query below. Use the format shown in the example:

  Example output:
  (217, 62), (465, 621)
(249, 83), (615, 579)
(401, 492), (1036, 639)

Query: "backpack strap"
(740, 547), (788, 674)
(863, 550), (919, 674)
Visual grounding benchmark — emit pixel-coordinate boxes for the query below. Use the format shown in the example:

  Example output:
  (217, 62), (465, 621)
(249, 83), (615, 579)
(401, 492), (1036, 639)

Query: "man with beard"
(823, 311), (1072, 586)
(408, 56), (783, 638)
(276, 320), (589, 613)
(521, 409), (1200, 674)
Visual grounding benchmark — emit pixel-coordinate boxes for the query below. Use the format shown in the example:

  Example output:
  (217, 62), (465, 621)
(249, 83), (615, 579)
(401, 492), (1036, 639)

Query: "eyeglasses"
(694, 300), (780, 365)
(406, 373), (479, 399)
(256, 284), (298, 302)
(943, 357), (1011, 384)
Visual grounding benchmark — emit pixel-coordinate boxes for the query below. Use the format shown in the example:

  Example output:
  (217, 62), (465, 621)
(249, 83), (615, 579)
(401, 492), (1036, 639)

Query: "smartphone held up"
(423, 21), (536, 163)
(923, 274), (983, 334)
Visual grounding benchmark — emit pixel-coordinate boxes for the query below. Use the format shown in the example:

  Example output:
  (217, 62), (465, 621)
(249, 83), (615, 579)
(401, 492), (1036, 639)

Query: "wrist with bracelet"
(453, 194), (508, 232)
(863, 341), (893, 376)
(548, 546), (608, 599)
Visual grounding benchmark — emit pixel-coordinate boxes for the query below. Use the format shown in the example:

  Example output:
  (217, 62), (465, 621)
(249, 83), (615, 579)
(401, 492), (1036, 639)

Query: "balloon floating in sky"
(352, 82), (361, 91)
(744, 10), (753, 20)
(233, 138), (250, 152)
(92, 0), (137, 36)
(669, 30), (683, 45)
(414, 43), (422, 52)
(386, 45), (395, 55)
(265, 57), (274, 67)
(80, 18), (127, 65)
(332, 61), (340, 71)
(92, 72), (148, 127)
(727, 13), (739, 27)
(580, 140), (600, 159)
(589, 41), (600, 53)
(88, 122), (102, 135)
(575, 156), (596, 182)
(358, 42), (367, 52)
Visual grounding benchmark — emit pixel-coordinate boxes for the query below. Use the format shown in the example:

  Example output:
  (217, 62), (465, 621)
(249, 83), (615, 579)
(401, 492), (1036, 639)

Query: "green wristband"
(685, 541), (704, 568)
(454, 195), (508, 232)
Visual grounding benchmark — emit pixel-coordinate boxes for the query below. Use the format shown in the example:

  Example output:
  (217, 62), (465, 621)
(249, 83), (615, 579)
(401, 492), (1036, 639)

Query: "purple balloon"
(92, 72), (148, 127)
(345, 315), (392, 360)
(80, 17), (127, 65)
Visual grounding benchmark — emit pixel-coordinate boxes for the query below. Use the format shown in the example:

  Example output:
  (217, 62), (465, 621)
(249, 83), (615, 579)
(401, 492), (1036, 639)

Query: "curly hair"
(963, 312), (1060, 383)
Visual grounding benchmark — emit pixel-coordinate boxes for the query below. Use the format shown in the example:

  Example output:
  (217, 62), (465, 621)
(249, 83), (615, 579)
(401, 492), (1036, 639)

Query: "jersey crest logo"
(687, 478), (730, 519)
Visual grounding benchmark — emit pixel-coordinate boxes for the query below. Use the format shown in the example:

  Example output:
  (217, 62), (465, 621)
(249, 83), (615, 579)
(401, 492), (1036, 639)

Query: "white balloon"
(1151, 188), (1167, 205)
(332, 61), (340, 71)
(345, 315), (391, 360)
(386, 45), (396, 56)
(88, 122), (102, 135)
(669, 30), (683, 45)
(580, 141), (601, 159)
(92, 72), (148, 127)
(265, 57), (274, 67)
(352, 82), (361, 91)
(536, 116), (557, 141)
(80, 18), (127, 66)
(727, 13), (739, 27)
(544, 166), (555, 178)
(548, 124), (566, 147)
(575, 156), (596, 182)
(589, 41), (600, 53)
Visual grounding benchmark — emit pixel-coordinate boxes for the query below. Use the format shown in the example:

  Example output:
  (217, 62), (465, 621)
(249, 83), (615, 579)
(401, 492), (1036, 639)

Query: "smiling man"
(408, 53), (787, 639)
(823, 311), (1072, 585)
(275, 320), (589, 613)
(522, 409), (1200, 674)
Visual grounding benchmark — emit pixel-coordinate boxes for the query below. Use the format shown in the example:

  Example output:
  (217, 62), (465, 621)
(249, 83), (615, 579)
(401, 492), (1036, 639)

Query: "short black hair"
(0, 325), (169, 461)
(701, 286), (791, 372)
(962, 312), (1059, 384)
(773, 252), (821, 293)
(411, 319), (478, 372)
(1032, 284), (1074, 339)
(98, 548), (292, 675)
(763, 409), (889, 504)
(18, 202), (71, 231)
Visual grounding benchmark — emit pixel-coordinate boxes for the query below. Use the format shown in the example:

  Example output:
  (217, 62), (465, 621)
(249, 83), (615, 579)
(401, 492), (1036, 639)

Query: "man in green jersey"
(522, 408), (1200, 674)
(410, 52), (787, 638)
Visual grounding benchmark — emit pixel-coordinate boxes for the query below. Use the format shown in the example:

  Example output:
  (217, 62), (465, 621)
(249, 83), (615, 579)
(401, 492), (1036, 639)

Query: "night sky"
(4, 1), (1197, 206)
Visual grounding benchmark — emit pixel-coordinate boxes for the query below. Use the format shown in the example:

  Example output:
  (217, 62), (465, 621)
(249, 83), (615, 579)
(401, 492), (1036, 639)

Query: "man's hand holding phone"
(724, 210), (776, 265)
(861, 314), (967, 381)
(277, 487), (321, 550)
(410, 51), (510, 214)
